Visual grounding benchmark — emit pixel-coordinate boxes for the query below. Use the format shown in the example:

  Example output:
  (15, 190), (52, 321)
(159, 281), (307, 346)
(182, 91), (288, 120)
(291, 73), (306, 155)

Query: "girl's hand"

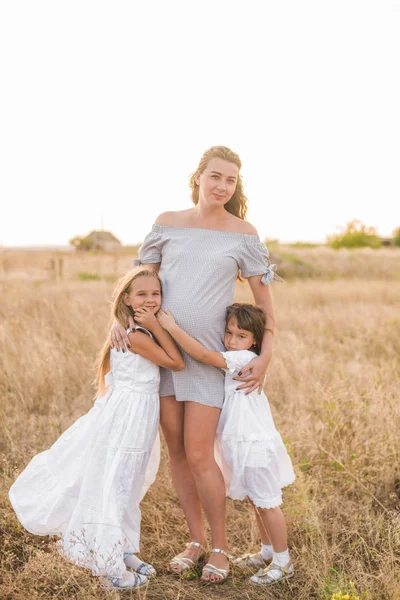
(157, 309), (176, 332)
(233, 353), (271, 395)
(110, 316), (135, 351)
(134, 307), (158, 331)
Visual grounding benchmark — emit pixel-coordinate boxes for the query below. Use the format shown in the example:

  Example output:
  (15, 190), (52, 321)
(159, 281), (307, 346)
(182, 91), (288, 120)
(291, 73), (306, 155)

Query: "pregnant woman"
(112, 145), (280, 583)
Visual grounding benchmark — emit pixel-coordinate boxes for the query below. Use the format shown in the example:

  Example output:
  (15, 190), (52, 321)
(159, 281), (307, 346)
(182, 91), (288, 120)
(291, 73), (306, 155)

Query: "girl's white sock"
(272, 549), (290, 567)
(123, 553), (143, 570)
(261, 549), (292, 581)
(261, 544), (273, 560)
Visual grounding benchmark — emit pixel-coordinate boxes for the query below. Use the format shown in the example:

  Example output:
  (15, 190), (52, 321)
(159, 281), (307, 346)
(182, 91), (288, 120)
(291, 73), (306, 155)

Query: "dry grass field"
(0, 248), (399, 600)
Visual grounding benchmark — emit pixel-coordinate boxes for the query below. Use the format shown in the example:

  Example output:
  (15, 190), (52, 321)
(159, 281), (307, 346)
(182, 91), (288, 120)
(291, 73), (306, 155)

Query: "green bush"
(77, 272), (101, 281)
(69, 236), (94, 251)
(392, 227), (400, 247)
(327, 220), (382, 249)
(290, 241), (321, 248)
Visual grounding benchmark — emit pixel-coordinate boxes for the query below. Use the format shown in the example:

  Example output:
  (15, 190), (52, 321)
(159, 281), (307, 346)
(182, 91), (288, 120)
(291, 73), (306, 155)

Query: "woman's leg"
(183, 402), (229, 582)
(159, 395), (206, 568)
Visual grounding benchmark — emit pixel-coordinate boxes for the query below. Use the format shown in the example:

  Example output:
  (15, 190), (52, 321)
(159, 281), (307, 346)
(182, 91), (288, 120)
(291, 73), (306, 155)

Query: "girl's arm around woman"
(131, 307), (184, 372)
(157, 310), (226, 369)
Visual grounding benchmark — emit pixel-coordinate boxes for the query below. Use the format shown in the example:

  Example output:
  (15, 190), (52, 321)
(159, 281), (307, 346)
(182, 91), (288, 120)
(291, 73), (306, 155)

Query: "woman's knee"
(183, 401), (220, 474)
(185, 442), (214, 475)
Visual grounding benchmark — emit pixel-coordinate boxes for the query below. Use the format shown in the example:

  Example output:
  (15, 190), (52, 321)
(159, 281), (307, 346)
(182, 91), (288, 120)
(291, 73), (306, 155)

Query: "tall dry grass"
(0, 255), (399, 599)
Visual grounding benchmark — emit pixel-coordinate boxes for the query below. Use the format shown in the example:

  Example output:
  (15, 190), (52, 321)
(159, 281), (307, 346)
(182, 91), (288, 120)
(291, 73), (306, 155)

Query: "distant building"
(85, 230), (122, 252)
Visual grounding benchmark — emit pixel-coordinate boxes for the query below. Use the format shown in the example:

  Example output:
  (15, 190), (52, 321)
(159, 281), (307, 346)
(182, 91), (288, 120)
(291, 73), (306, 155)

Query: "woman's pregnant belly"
(161, 277), (235, 351)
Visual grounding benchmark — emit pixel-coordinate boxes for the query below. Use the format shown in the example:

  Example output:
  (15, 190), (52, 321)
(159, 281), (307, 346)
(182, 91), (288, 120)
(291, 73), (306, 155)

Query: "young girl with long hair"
(157, 302), (295, 586)
(9, 268), (184, 590)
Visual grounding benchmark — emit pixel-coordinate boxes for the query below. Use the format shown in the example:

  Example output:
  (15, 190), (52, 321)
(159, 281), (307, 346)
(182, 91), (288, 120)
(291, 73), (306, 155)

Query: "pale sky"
(1, 1), (399, 247)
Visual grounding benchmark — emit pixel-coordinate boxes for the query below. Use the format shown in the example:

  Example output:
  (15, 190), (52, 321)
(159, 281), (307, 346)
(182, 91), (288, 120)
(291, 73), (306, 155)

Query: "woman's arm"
(131, 308), (184, 371)
(234, 277), (275, 394)
(157, 310), (227, 369)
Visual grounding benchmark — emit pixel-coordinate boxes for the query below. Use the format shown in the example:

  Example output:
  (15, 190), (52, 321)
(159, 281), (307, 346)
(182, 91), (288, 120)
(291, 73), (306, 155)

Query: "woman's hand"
(233, 353), (271, 395)
(110, 316), (135, 351)
(157, 309), (176, 332)
(134, 307), (158, 331)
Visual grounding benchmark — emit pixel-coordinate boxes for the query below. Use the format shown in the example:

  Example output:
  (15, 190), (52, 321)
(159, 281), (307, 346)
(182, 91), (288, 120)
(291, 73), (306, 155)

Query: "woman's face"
(124, 276), (162, 314)
(196, 157), (239, 209)
(224, 317), (255, 351)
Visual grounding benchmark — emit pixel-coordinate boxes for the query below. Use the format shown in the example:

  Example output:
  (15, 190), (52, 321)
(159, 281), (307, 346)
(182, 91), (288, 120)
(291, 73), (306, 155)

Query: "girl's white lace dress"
(216, 350), (295, 508)
(9, 331), (160, 579)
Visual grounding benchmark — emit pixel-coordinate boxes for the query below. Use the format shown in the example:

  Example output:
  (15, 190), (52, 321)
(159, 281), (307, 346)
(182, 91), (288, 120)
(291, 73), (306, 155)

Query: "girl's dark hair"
(225, 303), (266, 355)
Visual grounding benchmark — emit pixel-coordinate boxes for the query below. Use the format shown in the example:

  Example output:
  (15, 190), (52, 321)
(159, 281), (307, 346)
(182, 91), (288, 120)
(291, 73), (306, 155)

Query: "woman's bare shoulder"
(155, 210), (193, 226)
(228, 215), (258, 235)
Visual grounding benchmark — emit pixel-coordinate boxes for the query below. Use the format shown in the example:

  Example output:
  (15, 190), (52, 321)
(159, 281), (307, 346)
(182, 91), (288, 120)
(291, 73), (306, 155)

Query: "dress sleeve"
(221, 350), (257, 374)
(132, 225), (163, 266)
(238, 237), (282, 284)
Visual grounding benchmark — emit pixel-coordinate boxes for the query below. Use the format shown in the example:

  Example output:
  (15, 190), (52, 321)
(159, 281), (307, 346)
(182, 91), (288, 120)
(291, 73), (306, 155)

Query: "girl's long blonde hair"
(95, 268), (162, 396)
(189, 145), (248, 220)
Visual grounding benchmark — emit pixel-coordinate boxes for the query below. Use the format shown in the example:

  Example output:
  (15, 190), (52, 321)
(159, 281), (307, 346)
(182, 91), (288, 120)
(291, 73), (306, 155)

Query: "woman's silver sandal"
(168, 541), (204, 575)
(123, 553), (156, 578)
(201, 548), (234, 584)
(233, 551), (269, 570)
(250, 560), (294, 585)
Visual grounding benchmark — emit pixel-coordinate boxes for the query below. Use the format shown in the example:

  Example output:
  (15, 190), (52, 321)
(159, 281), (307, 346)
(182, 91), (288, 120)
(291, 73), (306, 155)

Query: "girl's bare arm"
(157, 310), (226, 369)
(131, 308), (184, 371)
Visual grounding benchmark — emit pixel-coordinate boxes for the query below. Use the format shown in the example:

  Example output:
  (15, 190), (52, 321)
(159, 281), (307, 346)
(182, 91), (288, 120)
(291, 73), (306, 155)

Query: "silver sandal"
(123, 553), (156, 578)
(250, 560), (294, 585)
(100, 571), (148, 589)
(168, 541), (204, 575)
(234, 551), (269, 570)
(201, 548), (234, 584)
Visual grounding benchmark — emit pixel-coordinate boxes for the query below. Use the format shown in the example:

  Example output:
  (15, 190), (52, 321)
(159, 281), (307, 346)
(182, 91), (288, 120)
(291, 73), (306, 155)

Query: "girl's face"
(124, 276), (162, 314)
(196, 157), (239, 209)
(224, 317), (256, 352)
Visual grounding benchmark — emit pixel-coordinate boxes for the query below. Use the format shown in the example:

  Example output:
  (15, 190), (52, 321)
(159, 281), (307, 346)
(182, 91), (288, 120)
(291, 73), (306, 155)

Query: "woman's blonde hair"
(95, 268), (162, 396)
(189, 145), (248, 220)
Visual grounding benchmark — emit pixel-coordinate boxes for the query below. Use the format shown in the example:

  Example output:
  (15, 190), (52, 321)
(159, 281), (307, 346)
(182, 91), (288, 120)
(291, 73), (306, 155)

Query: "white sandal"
(168, 541), (204, 575)
(233, 551), (269, 570)
(250, 560), (294, 585)
(201, 548), (233, 585)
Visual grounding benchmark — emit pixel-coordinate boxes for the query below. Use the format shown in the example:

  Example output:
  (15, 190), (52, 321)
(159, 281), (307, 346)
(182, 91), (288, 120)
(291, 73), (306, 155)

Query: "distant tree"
(327, 220), (382, 249)
(69, 236), (94, 251)
(392, 227), (400, 247)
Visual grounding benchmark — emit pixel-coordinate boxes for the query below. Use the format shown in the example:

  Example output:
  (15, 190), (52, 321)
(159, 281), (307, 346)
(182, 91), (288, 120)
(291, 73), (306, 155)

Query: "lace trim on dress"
(218, 431), (278, 443)
(221, 352), (238, 374)
(247, 494), (283, 509)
